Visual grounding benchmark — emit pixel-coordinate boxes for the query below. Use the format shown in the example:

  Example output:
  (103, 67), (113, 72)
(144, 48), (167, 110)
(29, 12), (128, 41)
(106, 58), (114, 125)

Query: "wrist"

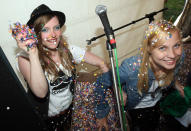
(29, 52), (39, 60)
(99, 63), (109, 73)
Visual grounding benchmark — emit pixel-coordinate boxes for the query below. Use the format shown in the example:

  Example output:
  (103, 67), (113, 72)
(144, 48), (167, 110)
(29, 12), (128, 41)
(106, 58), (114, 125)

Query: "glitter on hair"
(144, 19), (175, 46)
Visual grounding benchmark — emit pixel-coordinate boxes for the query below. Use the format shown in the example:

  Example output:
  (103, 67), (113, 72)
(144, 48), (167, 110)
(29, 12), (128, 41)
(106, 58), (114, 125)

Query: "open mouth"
(46, 38), (57, 45)
(164, 60), (176, 65)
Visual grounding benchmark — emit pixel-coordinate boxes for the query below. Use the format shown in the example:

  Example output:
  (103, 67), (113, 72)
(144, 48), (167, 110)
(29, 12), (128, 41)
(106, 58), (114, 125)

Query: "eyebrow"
(174, 40), (181, 43)
(161, 39), (182, 46)
(43, 24), (60, 28)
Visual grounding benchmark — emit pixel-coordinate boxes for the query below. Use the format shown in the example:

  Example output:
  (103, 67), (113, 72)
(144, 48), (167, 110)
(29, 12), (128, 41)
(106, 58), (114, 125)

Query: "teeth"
(166, 60), (175, 65)
(44, 38), (57, 44)
(165, 60), (174, 62)
(48, 39), (57, 43)
(50, 39), (56, 42)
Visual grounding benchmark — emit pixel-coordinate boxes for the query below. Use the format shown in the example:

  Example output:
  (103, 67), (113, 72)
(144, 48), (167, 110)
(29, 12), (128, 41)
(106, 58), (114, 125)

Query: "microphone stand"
(105, 40), (126, 131)
(86, 8), (168, 45)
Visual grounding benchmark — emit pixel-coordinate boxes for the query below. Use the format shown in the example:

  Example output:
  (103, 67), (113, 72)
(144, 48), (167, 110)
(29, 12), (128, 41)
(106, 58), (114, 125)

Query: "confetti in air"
(9, 22), (38, 49)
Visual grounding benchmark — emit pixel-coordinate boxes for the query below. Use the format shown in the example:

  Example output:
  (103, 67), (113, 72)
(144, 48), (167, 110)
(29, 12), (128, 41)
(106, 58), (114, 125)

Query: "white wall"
(0, 0), (164, 89)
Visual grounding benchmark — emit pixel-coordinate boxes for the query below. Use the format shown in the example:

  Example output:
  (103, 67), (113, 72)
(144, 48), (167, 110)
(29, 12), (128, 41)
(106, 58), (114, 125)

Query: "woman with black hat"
(15, 4), (109, 130)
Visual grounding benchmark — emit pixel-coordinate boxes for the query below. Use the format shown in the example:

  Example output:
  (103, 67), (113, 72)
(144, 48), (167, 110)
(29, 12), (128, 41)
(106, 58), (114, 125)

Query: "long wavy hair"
(137, 20), (182, 94)
(33, 14), (75, 78)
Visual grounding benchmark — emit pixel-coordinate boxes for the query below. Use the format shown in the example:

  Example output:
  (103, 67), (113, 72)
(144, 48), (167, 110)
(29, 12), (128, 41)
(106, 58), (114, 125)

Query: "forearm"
(29, 54), (48, 98)
(94, 82), (111, 119)
(84, 51), (109, 73)
(94, 72), (113, 118)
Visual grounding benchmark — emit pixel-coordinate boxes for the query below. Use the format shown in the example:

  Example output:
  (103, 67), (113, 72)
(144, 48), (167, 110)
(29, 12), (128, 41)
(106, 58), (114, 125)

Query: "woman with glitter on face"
(14, 4), (109, 130)
(94, 19), (185, 131)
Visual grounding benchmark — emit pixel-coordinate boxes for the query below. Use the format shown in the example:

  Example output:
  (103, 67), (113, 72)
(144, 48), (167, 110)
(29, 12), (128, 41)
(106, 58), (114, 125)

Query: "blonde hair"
(137, 20), (182, 94)
(33, 14), (75, 78)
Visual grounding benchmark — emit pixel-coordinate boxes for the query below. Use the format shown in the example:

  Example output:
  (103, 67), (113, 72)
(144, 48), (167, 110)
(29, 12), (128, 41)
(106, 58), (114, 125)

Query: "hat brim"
(27, 11), (65, 28)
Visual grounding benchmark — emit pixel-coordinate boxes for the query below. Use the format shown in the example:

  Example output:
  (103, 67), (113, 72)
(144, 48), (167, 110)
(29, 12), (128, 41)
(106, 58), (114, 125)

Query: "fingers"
(120, 91), (127, 106)
(16, 35), (36, 52)
(175, 81), (185, 98)
(15, 32), (26, 42)
(179, 86), (185, 98)
(96, 117), (109, 131)
(177, 85), (185, 97)
(103, 124), (109, 131)
(98, 127), (102, 131)
(98, 126), (108, 131)
(123, 91), (127, 106)
(16, 33), (27, 48)
(11, 22), (38, 53)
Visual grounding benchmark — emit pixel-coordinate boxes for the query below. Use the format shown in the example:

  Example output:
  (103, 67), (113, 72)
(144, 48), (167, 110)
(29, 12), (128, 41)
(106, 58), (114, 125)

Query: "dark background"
(0, 47), (47, 131)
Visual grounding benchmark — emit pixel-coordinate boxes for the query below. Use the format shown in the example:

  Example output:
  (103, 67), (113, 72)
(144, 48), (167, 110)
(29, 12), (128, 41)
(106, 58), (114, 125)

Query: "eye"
(54, 25), (61, 31)
(41, 28), (49, 32)
(174, 43), (181, 48)
(158, 46), (166, 51)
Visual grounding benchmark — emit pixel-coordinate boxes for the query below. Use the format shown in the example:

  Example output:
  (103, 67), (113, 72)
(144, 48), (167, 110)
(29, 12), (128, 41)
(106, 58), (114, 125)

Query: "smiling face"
(41, 16), (61, 49)
(149, 30), (182, 71)
(137, 20), (182, 93)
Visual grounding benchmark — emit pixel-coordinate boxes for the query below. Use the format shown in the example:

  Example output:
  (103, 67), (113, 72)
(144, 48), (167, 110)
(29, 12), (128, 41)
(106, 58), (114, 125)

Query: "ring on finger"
(27, 46), (29, 52)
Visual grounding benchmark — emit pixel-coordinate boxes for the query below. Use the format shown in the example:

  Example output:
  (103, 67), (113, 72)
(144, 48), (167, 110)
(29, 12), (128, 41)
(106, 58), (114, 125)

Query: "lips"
(46, 38), (58, 45)
(164, 60), (176, 65)
(47, 38), (57, 43)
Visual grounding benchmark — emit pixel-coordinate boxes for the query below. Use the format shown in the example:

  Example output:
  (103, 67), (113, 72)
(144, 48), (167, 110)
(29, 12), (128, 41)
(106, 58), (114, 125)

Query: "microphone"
(95, 5), (116, 48)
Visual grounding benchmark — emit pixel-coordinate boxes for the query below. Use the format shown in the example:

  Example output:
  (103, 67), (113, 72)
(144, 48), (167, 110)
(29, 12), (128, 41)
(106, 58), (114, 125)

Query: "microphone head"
(95, 5), (107, 15)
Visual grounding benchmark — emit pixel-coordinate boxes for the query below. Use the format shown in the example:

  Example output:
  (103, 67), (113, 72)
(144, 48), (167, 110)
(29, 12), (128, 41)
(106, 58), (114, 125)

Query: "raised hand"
(10, 22), (38, 54)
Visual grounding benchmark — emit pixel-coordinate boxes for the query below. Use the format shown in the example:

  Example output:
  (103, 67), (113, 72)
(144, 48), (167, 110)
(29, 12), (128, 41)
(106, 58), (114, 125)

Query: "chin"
(163, 64), (176, 70)
(46, 43), (59, 49)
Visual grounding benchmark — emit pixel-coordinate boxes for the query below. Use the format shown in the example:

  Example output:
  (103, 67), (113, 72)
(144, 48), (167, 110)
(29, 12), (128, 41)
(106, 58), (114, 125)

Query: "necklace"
(43, 46), (58, 51)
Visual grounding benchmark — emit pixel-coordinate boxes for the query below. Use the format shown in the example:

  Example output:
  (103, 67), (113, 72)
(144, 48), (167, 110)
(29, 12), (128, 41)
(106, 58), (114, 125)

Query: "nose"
(168, 48), (175, 58)
(50, 30), (56, 37)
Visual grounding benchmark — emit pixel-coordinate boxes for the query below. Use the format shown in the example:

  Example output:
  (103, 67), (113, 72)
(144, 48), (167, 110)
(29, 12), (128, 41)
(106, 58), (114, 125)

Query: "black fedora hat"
(27, 4), (65, 28)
